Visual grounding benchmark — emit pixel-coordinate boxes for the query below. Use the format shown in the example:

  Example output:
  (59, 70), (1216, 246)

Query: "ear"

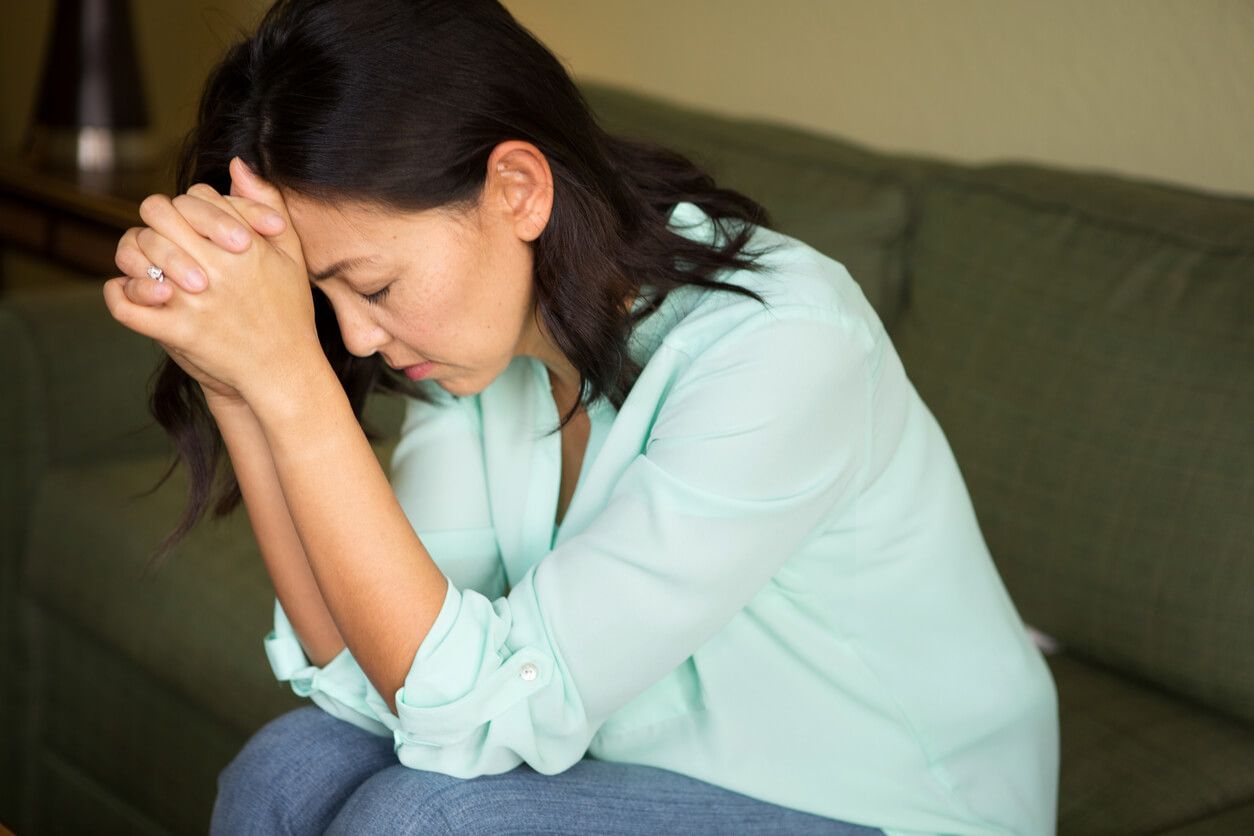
(486, 141), (553, 243)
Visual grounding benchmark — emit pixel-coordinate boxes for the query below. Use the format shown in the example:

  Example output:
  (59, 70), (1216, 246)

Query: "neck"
(525, 288), (639, 409)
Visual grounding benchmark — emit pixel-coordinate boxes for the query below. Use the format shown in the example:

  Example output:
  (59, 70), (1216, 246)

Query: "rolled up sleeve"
(265, 596), (393, 737)
(262, 383), (505, 739)
(344, 307), (875, 777)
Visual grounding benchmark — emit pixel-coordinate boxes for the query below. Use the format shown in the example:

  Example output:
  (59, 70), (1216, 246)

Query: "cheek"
(464, 244), (532, 331)
(409, 232), (533, 357)
(390, 279), (473, 352)
(490, 241), (535, 319)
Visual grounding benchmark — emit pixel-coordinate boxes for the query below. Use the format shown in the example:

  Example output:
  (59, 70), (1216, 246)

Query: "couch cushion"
(22, 431), (401, 738)
(891, 162), (1254, 723)
(32, 611), (241, 835)
(580, 82), (913, 332)
(1046, 652), (1254, 835)
(1158, 800), (1254, 835)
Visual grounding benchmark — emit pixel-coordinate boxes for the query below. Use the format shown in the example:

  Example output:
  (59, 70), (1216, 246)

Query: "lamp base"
(23, 124), (155, 175)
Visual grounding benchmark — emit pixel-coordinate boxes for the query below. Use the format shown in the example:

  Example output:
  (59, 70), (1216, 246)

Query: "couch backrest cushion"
(0, 286), (172, 468)
(890, 163), (1254, 723)
(579, 82), (913, 332)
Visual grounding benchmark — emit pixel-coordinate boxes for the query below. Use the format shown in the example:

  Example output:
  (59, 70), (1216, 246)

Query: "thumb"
(229, 156), (282, 208)
(228, 156), (305, 267)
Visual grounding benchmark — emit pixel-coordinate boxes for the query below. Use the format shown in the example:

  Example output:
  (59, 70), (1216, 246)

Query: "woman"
(104, 0), (1059, 833)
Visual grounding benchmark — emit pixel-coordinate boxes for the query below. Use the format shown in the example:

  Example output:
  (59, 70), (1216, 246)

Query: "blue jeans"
(211, 706), (886, 835)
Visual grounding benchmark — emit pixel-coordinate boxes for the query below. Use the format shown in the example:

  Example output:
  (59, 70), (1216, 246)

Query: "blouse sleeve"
(263, 383), (505, 736)
(351, 306), (875, 776)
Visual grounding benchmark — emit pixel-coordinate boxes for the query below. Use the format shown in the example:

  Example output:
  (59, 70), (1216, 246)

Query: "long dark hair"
(141, 0), (781, 573)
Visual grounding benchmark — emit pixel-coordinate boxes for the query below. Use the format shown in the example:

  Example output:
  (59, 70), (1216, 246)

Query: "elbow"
(306, 641), (348, 668)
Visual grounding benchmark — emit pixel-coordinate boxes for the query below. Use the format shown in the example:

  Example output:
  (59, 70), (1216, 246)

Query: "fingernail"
(235, 156), (255, 179)
(230, 228), (249, 247)
(263, 212), (283, 229)
(188, 268), (208, 290)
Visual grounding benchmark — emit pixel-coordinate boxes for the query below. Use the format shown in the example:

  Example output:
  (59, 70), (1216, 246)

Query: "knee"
(326, 765), (483, 836)
(424, 778), (540, 835)
(211, 706), (341, 836)
(217, 706), (322, 794)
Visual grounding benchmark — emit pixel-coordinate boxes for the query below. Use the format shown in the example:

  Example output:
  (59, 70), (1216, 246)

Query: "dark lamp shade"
(35, 0), (150, 128)
(25, 0), (153, 173)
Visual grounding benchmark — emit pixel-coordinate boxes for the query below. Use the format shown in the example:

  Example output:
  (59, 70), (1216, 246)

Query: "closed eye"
(361, 284), (391, 306)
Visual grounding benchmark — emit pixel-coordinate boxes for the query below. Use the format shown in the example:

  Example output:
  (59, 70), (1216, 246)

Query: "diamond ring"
(146, 265), (165, 283)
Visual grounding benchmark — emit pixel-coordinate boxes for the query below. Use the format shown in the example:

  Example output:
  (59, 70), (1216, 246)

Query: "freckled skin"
(286, 191), (548, 399)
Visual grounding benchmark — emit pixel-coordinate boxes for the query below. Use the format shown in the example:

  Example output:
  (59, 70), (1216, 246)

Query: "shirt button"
(520, 662), (539, 682)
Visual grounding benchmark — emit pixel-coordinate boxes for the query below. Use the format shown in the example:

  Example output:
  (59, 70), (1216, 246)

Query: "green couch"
(3, 80), (1252, 835)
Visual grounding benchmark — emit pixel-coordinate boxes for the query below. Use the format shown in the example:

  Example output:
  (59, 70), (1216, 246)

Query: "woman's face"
(282, 142), (566, 399)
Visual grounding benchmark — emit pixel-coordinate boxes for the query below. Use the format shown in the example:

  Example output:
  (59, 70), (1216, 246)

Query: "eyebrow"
(308, 255), (383, 282)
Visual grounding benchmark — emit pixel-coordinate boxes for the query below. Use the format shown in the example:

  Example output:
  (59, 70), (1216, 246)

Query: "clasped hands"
(105, 156), (325, 407)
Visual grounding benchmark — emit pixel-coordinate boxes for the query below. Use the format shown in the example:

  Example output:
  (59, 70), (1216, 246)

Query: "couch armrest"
(0, 284), (179, 831)
(0, 285), (418, 550)
(0, 285), (174, 567)
(0, 285), (173, 469)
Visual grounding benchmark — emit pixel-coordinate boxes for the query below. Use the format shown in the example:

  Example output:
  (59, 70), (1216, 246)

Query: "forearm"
(245, 363), (448, 716)
(207, 395), (347, 666)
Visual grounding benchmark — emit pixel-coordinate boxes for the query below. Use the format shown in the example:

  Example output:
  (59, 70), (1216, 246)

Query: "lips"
(401, 361), (436, 381)
(382, 353), (439, 380)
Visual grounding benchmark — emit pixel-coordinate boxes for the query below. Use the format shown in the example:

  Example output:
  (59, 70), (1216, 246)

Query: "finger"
(227, 156), (305, 268)
(186, 182), (286, 239)
(116, 224), (208, 294)
(230, 194), (287, 236)
(122, 269), (174, 307)
(102, 276), (181, 344)
(174, 188), (257, 253)
(138, 192), (238, 272)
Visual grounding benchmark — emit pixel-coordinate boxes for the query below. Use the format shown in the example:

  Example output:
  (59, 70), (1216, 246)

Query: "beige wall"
(4, 1), (1251, 199)
(502, 0), (1254, 199)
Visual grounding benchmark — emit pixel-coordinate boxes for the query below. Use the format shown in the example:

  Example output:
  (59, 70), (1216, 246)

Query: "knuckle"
(115, 231), (136, 271)
(138, 193), (168, 218)
(187, 182), (216, 198)
(224, 220), (248, 242)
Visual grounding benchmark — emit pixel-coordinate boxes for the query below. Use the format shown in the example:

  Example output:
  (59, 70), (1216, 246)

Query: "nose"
(338, 305), (390, 359)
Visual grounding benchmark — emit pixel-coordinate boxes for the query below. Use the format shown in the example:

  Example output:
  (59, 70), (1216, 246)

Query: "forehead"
(284, 192), (390, 238)
(284, 194), (411, 282)
(284, 191), (476, 274)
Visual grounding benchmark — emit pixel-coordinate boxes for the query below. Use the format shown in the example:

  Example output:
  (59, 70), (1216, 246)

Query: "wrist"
(244, 355), (343, 432)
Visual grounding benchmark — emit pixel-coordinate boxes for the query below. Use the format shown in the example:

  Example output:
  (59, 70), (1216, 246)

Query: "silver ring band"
(146, 264), (165, 283)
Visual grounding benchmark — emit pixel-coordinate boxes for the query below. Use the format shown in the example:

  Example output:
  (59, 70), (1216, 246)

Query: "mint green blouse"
(263, 201), (1060, 836)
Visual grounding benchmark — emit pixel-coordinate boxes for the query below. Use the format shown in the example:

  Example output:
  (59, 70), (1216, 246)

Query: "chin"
(432, 358), (511, 399)
(434, 375), (479, 398)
